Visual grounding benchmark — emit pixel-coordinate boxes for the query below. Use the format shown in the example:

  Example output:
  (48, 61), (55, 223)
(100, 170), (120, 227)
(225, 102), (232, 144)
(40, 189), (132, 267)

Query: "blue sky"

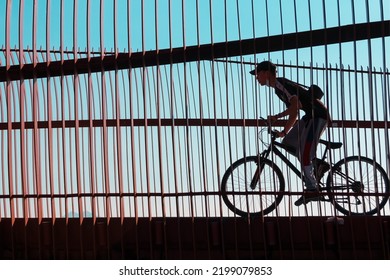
(1, 0), (389, 68)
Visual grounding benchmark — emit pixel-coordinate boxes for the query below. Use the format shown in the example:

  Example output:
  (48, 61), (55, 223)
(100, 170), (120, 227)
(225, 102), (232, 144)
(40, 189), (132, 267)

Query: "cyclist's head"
(250, 61), (277, 86)
(249, 61), (277, 76)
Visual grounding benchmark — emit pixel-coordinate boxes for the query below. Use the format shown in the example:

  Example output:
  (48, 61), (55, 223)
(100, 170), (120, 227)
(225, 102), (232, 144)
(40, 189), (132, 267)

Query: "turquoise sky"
(1, 0), (389, 68)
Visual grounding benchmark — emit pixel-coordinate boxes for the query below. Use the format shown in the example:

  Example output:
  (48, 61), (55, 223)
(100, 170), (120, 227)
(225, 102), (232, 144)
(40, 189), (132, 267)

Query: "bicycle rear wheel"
(326, 156), (390, 215)
(221, 156), (285, 217)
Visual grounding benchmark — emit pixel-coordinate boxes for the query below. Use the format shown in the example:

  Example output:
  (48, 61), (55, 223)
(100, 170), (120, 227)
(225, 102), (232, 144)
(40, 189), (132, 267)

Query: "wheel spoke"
(221, 157), (284, 217)
(327, 156), (390, 215)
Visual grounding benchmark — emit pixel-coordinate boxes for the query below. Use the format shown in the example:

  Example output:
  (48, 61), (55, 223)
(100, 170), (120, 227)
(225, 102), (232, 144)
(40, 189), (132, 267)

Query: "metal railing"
(1, 56), (389, 219)
(0, 0), (389, 221)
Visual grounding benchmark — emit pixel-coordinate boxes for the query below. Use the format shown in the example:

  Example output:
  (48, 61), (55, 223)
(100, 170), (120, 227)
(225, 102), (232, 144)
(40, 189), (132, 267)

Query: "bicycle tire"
(221, 156), (285, 217)
(326, 156), (390, 215)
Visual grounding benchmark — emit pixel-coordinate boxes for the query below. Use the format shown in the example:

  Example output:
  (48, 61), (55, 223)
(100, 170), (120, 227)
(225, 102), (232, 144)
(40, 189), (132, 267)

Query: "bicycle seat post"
(321, 146), (329, 162)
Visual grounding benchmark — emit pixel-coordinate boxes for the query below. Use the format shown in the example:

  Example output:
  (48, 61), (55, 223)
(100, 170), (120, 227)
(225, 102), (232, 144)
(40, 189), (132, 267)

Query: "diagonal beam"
(1, 20), (389, 82)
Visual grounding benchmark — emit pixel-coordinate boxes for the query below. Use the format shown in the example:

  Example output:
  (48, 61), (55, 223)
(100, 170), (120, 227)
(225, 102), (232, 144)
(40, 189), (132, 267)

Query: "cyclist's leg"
(301, 118), (327, 188)
(295, 118), (327, 206)
(281, 118), (316, 188)
(281, 119), (316, 189)
(282, 117), (326, 186)
(281, 118), (304, 156)
(301, 119), (317, 190)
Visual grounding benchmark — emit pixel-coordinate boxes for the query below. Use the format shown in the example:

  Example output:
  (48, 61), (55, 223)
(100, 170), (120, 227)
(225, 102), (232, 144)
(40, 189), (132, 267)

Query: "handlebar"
(260, 117), (278, 140)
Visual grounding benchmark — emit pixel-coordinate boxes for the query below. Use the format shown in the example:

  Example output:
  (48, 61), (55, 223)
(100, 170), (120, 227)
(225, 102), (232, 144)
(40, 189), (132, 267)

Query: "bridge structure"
(0, 0), (390, 259)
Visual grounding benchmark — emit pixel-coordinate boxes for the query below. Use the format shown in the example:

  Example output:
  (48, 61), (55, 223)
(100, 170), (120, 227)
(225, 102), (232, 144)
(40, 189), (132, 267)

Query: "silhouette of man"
(250, 61), (330, 206)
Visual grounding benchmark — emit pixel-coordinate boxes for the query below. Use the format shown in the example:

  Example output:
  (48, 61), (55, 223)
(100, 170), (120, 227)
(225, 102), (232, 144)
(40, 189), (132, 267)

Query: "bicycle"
(220, 119), (390, 217)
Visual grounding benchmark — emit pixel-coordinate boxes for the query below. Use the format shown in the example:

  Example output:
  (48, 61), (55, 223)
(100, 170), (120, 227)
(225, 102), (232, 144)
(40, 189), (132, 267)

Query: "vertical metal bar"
(365, 0), (378, 257)
(73, 0), (82, 220)
(19, 0), (29, 242)
(100, 0), (112, 259)
(94, 76), (102, 219)
(263, 0), (275, 258)
(146, 66), (157, 217)
(31, 0), (44, 259)
(362, 65), (373, 259)
(278, 0), (285, 76)
(38, 48), (50, 219)
(298, 0), (315, 258)
(237, 0), (256, 259)
(127, 0), (140, 259)
(86, 0), (98, 259)
(167, 0), (183, 259)
(286, 0), (300, 257)
(223, 0), (234, 223)
(364, 3), (379, 214)
(379, 0), (389, 170)
(139, 0), (154, 258)
(7, 20), (18, 221)
(195, 0), (212, 258)
(123, 0), (132, 227)
(0, 77), (5, 221)
(224, 1), (237, 233)
(154, 0), (168, 258)
(187, 66), (200, 217)
(113, 0), (126, 259)
(45, 0), (56, 259)
(60, 0), (70, 259)
(32, 0), (42, 219)
(133, 69), (145, 219)
(320, 0), (336, 257)
(23, 52), (33, 210)
(208, 0), (226, 258)
(73, 0), (86, 259)
(182, 0), (197, 258)
(108, 63), (118, 218)
(25, 50), (35, 219)
(365, 0), (374, 133)
(333, 1), (345, 215)
(338, 0), (356, 259)
(52, 52), (63, 218)
(5, 0), (16, 259)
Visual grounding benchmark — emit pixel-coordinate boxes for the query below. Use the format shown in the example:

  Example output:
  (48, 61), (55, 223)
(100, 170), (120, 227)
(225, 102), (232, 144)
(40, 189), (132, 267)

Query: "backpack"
(307, 84), (324, 100)
(287, 80), (324, 100)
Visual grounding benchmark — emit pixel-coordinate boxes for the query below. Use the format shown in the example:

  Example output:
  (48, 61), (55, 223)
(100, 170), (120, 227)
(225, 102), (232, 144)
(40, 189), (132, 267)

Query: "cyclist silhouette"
(250, 61), (331, 206)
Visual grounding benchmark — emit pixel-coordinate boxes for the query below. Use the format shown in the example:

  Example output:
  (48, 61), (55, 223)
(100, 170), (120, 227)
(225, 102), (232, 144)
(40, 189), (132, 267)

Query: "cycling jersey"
(274, 77), (330, 190)
(275, 77), (329, 120)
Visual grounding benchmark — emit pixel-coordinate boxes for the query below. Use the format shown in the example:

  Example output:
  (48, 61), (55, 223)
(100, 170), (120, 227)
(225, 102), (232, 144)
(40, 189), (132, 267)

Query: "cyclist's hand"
(275, 130), (285, 138)
(267, 115), (278, 124)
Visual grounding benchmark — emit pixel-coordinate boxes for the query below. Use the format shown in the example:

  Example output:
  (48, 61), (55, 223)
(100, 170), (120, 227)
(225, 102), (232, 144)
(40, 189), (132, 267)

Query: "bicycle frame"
(252, 134), (305, 188)
(252, 131), (332, 191)
(257, 133), (368, 198)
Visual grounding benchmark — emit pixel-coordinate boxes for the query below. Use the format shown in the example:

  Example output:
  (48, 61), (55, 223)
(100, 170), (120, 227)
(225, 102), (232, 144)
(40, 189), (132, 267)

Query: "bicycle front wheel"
(326, 156), (390, 215)
(221, 156), (285, 217)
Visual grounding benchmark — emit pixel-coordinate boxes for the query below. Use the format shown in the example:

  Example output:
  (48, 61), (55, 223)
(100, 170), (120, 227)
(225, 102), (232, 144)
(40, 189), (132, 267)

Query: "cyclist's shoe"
(294, 190), (324, 206)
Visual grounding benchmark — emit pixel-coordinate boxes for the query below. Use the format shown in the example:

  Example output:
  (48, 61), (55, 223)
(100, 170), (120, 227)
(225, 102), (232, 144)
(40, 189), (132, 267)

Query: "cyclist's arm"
(272, 95), (301, 135)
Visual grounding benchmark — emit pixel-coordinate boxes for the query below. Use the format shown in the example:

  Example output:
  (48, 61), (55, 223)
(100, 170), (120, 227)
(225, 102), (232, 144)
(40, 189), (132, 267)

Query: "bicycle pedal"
(295, 194), (324, 206)
(307, 195), (325, 202)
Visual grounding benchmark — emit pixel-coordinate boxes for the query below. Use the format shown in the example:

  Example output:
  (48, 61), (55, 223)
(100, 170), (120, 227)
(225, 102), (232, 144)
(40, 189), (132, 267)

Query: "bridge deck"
(1, 216), (389, 259)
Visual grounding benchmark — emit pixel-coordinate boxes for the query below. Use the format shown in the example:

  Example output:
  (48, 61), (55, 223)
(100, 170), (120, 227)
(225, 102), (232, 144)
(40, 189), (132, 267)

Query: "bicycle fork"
(249, 151), (269, 190)
(250, 166), (261, 190)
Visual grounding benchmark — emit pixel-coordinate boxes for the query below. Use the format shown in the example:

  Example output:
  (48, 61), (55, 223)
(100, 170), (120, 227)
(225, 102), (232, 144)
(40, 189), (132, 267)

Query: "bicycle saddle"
(319, 139), (342, 149)
(275, 140), (342, 153)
